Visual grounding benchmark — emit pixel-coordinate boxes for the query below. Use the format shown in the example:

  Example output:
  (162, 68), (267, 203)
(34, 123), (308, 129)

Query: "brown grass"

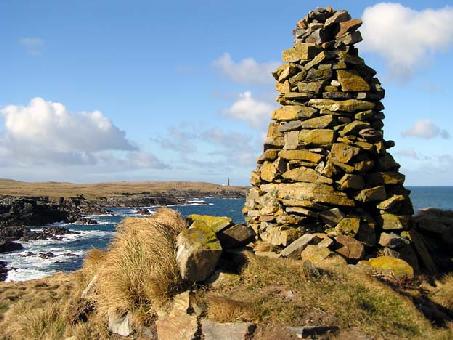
(0, 178), (247, 199)
(203, 253), (453, 339)
(430, 274), (453, 311)
(95, 208), (187, 312)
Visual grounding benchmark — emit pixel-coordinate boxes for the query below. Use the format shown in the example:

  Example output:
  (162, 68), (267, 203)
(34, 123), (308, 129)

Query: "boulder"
(156, 314), (198, 340)
(176, 227), (222, 282)
(280, 234), (321, 258)
(367, 256), (414, 279)
(201, 320), (256, 340)
(334, 235), (365, 260)
(217, 224), (255, 249)
(260, 226), (301, 247)
(188, 214), (232, 233)
(0, 240), (23, 253)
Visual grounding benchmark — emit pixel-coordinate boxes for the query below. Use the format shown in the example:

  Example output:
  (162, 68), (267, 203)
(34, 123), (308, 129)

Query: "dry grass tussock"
(204, 253), (453, 339)
(0, 208), (187, 339)
(95, 208), (187, 313)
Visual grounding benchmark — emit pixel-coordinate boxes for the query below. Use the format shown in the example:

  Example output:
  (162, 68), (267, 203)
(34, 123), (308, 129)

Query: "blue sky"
(1, 1), (452, 185)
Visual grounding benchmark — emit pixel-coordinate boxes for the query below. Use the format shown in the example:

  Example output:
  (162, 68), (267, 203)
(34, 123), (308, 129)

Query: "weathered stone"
(299, 129), (335, 146)
(309, 99), (375, 112)
(336, 217), (361, 236)
(319, 208), (344, 227)
(217, 224), (255, 249)
(261, 183), (355, 207)
(355, 186), (386, 203)
(366, 172), (405, 186)
(282, 167), (332, 184)
(284, 131), (299, 150)
(337, 19), (362, 37)
(334, 235), (365, 259)
(280, 234), (321, 258)
(261, 226), (301, 246)
(202, 320), (256, 340)
(377, 195), (407, 211)
(108, 309), (132, 337)
(278, 120), (302, 132)
(260, 162), (278, 182)
(378, 232), (406, 249)
(325, 10), (351, 26)
(380, 213), (410, 230)
(260, 149), (279, 162)
(367, 256), (414, 279)
(297, 80), (325, 93)
(300, 115), (334, 129)
(285, 206), (318, 216)
(188, 214), (232, 233)
(330, 143), (361, 164)
(306, 67), (332, 81)
(279, 149), (322, 163)
(156, 314), (198, 340)
(176, 227), (222, 282)
(340, 121), (369, 136)
(337, 70), (370, 92)
(272, 105), (317, 121)
(338, 174), (364, 190)
(276, 80), (290, 93)
(282, 42), (320, 62)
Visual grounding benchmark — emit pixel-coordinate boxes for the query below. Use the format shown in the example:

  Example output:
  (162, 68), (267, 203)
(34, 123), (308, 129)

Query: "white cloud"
(0, 97), (166, 170)
(402, 119), (450, 139)
(361, 3), (453, 76)
(223, 91), (275, 128)
(19, 37), (44, 55)
(213, 53), (279, 84)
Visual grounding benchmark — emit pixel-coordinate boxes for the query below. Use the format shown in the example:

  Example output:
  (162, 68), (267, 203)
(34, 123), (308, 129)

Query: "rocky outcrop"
(243, 7), (422, 270)
(176, 215), (255, 283)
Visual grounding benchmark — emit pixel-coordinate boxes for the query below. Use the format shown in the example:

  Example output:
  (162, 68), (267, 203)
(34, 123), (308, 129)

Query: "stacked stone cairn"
(243, 7), (424, 270)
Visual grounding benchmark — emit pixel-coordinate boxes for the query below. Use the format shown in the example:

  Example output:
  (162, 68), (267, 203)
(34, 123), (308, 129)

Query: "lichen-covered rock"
(176, 227), (222, 282)
(188, 214), (232, 233)
(367, 256), (414, 279)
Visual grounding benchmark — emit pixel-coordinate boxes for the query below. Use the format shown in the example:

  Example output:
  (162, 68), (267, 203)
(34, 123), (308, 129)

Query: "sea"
(2, 186), (453, 282)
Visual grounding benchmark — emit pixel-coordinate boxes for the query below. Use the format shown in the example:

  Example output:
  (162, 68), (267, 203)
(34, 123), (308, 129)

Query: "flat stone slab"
(202, 320), (256, 340)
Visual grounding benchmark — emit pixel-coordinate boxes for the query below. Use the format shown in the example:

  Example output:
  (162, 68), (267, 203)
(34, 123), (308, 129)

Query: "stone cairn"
(243, 7), (421, 266)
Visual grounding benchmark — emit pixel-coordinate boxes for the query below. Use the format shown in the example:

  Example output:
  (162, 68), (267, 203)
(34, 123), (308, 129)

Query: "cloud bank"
(402, 119), (450, 139)
(223, 91), (275, 128)
(213, 53), (279, 84)
(361, 3), (453, 76)
(0, 98), (165, 171)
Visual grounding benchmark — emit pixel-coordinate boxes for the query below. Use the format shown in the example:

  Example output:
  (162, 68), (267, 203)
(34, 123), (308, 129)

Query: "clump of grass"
(96, 208), (187, 313)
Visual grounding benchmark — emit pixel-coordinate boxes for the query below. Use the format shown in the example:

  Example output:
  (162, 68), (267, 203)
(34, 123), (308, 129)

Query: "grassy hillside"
(0, 179), (248, 199)
(0, 209), (451, 339)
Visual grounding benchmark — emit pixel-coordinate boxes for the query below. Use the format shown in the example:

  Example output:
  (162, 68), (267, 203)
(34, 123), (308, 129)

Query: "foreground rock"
(176, 215), (255, 283)
(243, 7), (427, 274)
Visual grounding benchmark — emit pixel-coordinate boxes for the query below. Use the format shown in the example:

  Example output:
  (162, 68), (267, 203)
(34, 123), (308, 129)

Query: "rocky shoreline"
(0, 190), (245, 280)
